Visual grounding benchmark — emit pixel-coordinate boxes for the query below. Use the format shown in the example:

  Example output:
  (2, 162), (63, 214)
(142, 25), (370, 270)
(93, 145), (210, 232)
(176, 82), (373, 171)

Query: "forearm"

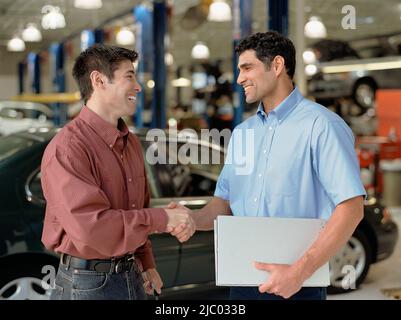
(192, 197), (231, 231)
(294, 196), (364, 280)
(57, 206), (167, 257)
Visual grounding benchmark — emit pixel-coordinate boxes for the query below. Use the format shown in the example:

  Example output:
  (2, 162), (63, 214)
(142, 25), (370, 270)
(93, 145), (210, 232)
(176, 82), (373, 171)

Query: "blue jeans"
(229, 287), (326, 300)
(50, 261), (146, 300)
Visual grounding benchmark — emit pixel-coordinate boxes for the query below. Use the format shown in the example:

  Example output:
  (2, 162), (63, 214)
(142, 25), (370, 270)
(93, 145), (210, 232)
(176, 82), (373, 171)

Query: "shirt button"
(254, 198), (257, 202)
(263, 150), (267, 154)
(128, 178), (132, 182)
(258, 174), (262, 178)
(269, 126), (273, 130)
(132, 204), (136, 208)
(109, 144), (113, 148)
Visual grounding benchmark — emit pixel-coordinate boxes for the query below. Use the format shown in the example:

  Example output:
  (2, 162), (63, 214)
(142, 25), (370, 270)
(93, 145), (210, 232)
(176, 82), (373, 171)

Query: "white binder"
(214, 215), (330, 287)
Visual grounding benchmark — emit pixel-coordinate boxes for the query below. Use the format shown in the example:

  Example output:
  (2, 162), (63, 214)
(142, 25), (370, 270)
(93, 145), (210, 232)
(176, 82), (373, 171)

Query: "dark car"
(0, 128), (398, 299)
(306, 33), (401, 114)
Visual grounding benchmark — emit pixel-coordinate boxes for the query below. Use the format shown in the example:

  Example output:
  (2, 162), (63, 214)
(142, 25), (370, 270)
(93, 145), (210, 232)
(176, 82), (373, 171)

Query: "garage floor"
(328, 209), (401, 300)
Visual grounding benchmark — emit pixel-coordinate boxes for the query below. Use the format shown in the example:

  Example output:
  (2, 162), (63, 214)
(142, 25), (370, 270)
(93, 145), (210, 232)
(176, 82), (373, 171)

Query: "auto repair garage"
(0, 0), (400, 304)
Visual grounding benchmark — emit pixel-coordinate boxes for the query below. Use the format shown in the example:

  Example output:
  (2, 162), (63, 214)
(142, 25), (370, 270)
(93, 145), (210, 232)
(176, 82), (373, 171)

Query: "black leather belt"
(60, 253), (136, 273)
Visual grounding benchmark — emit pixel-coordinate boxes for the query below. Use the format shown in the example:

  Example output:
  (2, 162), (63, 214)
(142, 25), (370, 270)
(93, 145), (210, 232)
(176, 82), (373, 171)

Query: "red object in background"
(356, 136), (401, 195)
(376, 89), (401, 140)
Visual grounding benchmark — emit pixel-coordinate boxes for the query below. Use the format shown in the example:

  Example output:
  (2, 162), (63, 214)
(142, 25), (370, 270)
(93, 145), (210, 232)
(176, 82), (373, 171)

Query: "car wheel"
(328, 229), (372, 294)
(0, 256), (57, 300)
(353, 81), (376, 112)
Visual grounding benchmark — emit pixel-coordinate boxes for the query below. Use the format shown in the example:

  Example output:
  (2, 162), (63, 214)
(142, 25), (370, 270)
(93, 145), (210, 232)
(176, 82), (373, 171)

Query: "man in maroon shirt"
(41, 44), (195, 300)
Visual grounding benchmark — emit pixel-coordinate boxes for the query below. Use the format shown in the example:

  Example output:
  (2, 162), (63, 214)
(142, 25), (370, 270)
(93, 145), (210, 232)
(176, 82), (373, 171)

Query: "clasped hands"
(164, 201), (195, 242)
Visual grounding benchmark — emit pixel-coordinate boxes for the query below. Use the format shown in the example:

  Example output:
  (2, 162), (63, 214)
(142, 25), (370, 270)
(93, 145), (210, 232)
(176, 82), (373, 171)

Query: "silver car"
(0, 101), (53, 136)
(307, 34), (401, 114)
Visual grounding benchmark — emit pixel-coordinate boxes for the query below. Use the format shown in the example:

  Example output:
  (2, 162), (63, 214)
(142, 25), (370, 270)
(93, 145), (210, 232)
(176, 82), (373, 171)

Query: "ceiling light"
(74, 0), (103, 9)
(305, 64), (318, 76)
(304, 16), (327, 39)
(207, 0), (232, 22)
(41, 5), (66, 30)
(116, 27), (135, 45)
(303, 49), (316, 64)
(7, 36), (25, 52)
(191, 42), (210, 60)
(165, 52), (174, 66)
(147, 80), (155, 88)
(22, 23), (42, 42)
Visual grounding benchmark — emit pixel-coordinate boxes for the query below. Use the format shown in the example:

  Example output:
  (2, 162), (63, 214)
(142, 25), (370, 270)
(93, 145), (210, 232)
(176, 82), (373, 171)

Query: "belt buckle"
(115, 259), (124, 273)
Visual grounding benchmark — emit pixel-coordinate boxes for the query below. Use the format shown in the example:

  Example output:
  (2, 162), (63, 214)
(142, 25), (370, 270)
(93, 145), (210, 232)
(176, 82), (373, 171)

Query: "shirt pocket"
(267, 155), (302, 196)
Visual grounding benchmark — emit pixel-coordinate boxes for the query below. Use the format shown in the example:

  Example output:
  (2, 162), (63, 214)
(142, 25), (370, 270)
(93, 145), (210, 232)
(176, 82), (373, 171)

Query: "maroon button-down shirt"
(41, 106), (168, 270)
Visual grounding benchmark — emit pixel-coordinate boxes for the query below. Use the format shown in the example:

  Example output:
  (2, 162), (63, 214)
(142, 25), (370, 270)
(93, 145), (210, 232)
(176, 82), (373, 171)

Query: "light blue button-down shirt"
(215, 87), (366, 220)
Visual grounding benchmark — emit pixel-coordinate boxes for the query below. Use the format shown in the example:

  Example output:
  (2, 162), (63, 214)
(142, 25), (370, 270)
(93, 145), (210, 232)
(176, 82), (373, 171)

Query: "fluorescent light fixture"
(116, 27), (135, 45)
(7, 36), (25, 52)
(191, 42), (210, 60)
(74, 0), (103, 9)
(22, 23), (42, 42)
(304, 16), (327, 39)
(171, 77), (191, 87)
(321, 59), (401, 73)
(207, 0), (232, 22)
(41, 5), (66, 30)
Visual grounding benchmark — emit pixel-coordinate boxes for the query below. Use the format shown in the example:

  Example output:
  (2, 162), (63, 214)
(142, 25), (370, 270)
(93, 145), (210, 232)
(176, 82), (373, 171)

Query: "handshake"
(164, 202), (195, 243)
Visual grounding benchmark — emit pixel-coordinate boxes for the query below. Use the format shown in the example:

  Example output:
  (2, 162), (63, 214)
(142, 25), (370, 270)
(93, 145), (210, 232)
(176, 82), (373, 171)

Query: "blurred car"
(0, 128), (398, 299)
(0, 101), (53, 136)
(306, 33), (401, 114)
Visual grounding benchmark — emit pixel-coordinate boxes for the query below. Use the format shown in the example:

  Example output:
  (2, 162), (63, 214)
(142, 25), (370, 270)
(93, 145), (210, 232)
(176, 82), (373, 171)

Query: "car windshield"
(0, 135), (35, 163)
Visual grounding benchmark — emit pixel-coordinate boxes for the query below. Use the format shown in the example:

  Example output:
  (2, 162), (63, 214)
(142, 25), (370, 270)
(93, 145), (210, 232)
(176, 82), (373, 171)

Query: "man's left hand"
(254, 262), (304, 299)
(143, 268), (163, 295)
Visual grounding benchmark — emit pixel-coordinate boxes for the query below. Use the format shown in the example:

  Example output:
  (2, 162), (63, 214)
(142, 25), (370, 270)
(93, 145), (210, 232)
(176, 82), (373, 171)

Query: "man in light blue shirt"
(170, 31), (366, 300)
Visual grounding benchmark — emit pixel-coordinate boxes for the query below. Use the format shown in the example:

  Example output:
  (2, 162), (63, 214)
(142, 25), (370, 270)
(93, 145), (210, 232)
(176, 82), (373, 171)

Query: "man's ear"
(273, 55), (286, 77)
(89, 70), (106, 89)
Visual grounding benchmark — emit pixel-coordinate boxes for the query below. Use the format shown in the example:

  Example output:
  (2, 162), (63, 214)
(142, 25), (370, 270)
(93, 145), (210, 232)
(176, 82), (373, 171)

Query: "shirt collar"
(79, 106), (129, 148)
(256, 86), (304, 123)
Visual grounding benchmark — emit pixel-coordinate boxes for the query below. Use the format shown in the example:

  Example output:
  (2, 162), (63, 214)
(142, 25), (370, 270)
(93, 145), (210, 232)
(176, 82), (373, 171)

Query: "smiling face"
(101, 59), (142, 119)
(236, 49), (277, 105)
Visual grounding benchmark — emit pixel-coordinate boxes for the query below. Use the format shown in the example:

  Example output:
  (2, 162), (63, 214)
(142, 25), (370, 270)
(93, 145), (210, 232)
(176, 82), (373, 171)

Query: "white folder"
(214, 215), (330, 287)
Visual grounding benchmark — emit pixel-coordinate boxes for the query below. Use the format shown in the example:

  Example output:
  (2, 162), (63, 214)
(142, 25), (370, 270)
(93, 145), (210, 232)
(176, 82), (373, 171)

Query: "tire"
(328, 229), (372, 294)
(0, 254), (58, 300)
(353, 80), (376, 112)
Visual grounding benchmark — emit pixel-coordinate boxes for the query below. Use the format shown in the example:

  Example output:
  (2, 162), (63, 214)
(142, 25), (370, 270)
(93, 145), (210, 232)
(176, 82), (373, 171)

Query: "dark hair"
(72, 44), (138, 103)
(235, 31), (296, 79)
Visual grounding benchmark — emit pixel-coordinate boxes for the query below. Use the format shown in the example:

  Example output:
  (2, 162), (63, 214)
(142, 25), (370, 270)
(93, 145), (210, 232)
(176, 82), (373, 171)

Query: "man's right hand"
(164, 202), (195, 242)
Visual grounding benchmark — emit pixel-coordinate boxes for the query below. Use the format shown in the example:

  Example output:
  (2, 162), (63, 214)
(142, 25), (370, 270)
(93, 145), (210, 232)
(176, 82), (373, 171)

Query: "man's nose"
(134, 81), (142, 93)
(237, 72), (245, 86)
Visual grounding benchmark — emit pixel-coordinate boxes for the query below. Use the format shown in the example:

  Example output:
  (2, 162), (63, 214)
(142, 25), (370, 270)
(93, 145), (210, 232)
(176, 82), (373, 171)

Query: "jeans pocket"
(72, 269), (108, 292)
(50, 284), (64, 300)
